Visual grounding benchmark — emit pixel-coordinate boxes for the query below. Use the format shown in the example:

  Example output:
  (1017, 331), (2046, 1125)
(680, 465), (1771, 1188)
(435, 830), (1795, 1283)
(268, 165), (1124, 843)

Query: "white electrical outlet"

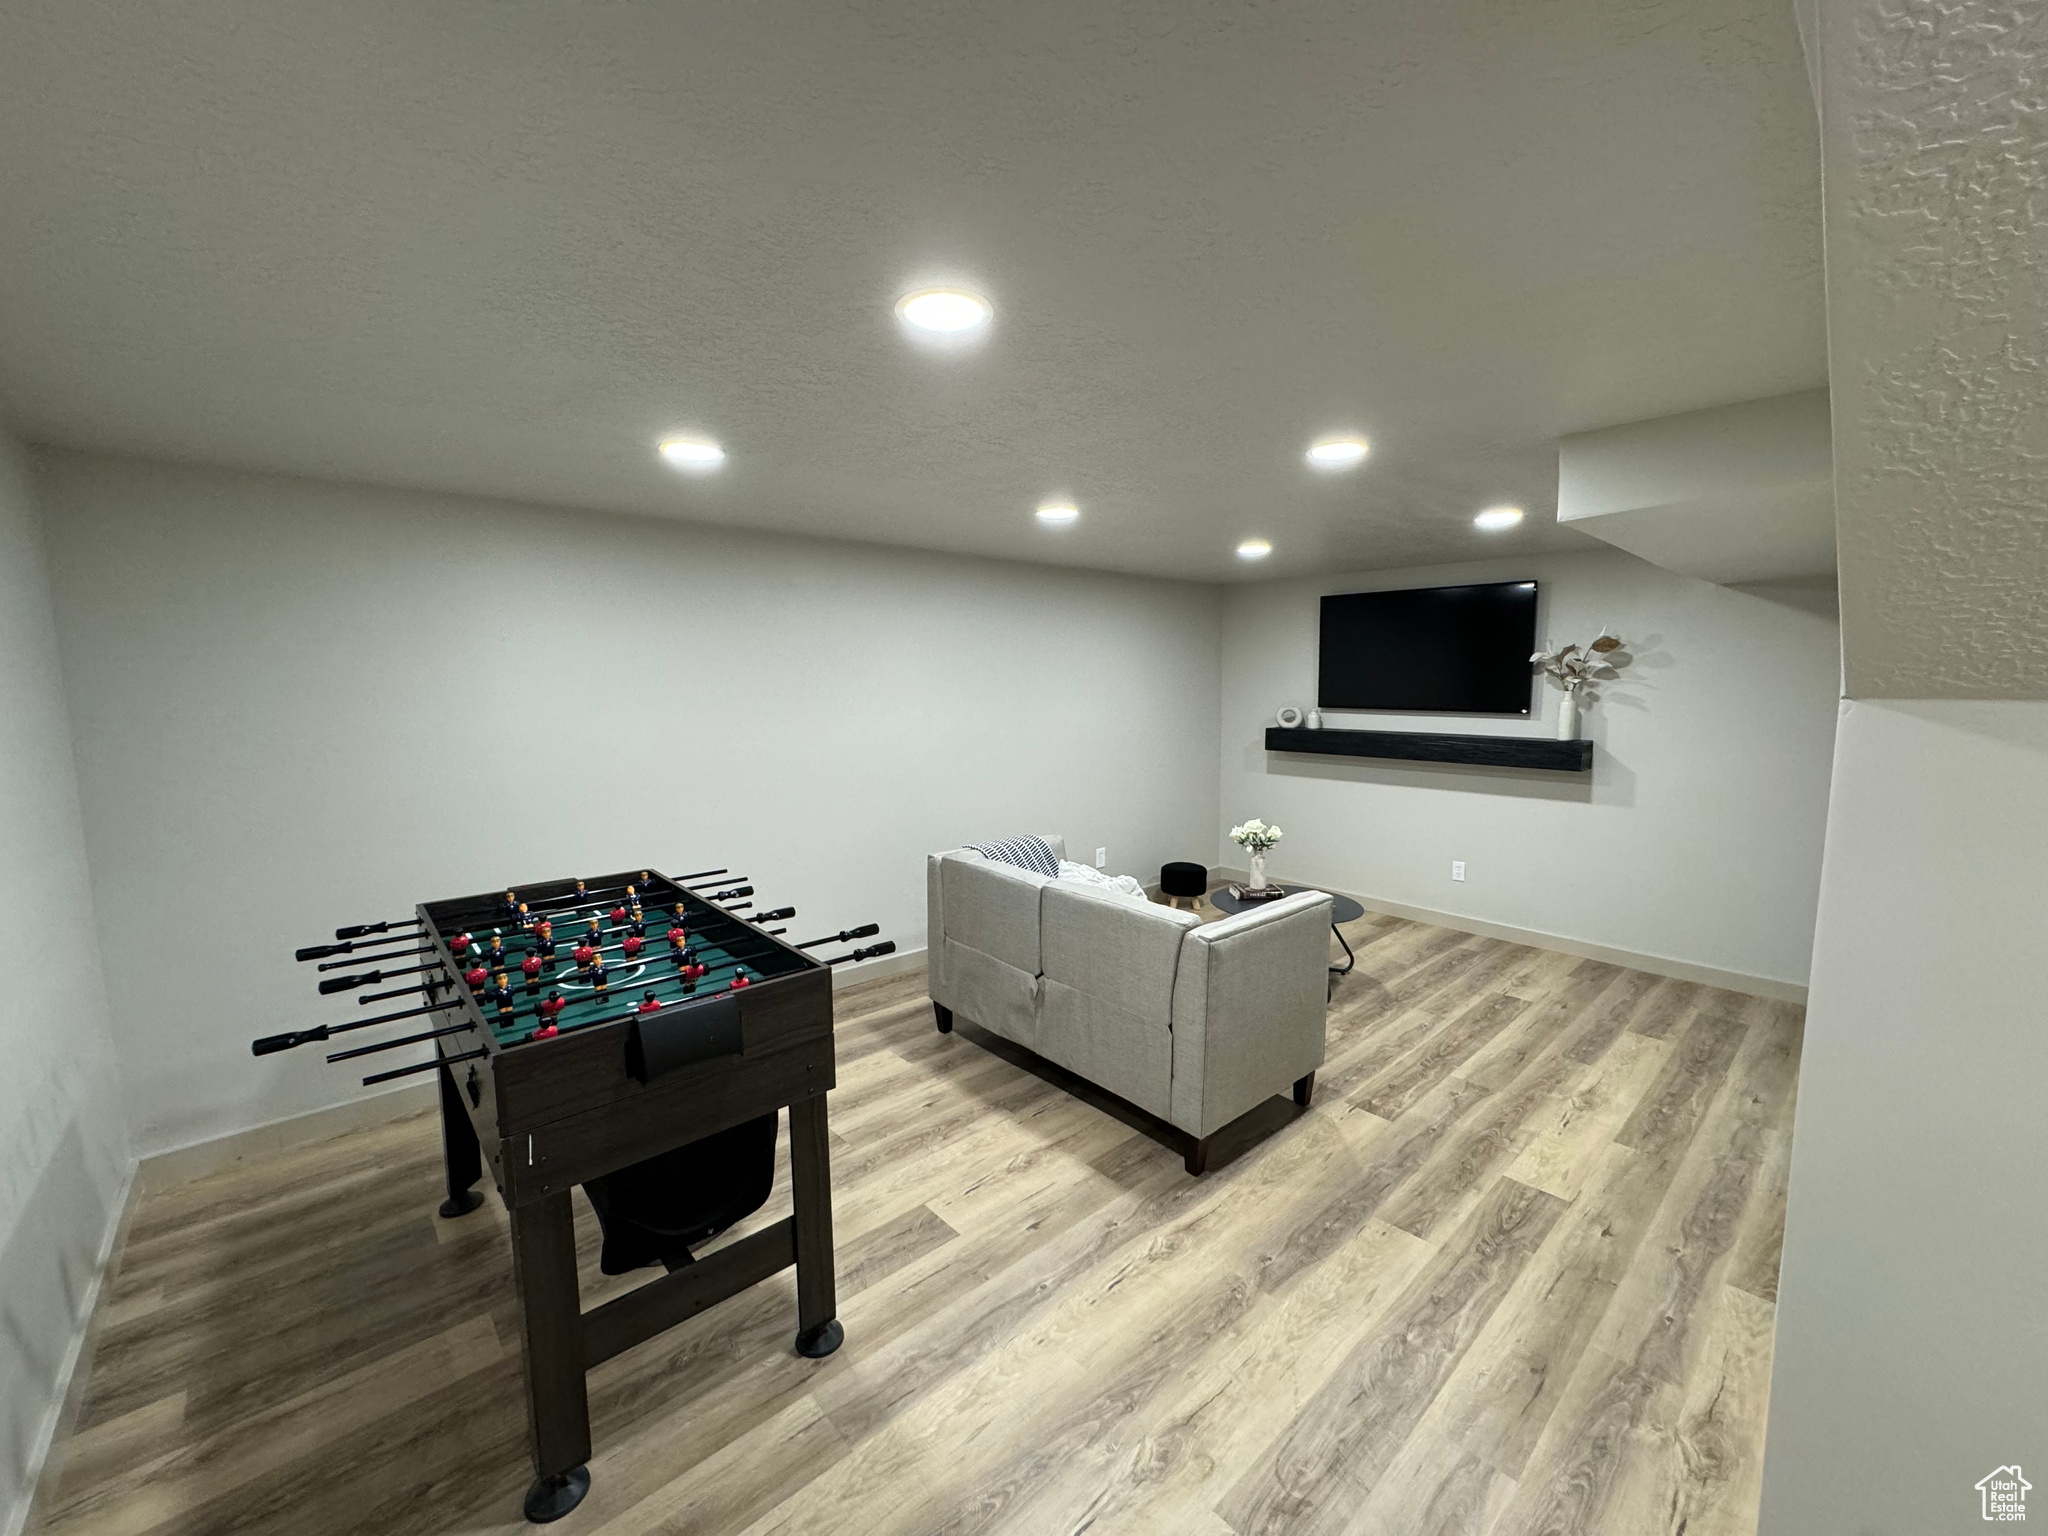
(1095, 847), (1108, 868)
(1451, 860), (1466, 881)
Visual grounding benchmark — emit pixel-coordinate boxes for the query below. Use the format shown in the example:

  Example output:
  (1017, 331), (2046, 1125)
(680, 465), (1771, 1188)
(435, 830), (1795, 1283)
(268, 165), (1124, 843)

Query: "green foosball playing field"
(438, 877), (809, 1047)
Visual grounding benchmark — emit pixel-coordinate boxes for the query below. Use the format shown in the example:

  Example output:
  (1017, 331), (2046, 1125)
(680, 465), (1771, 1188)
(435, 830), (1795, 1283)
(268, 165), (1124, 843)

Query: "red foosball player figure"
(450, 931), (473, 957)
(608, 903), (627, 931)
(533, 989), (566, 1038)
(666, 919), (687, 950)
(463, 961), (489, 992)
(729, 967), (753, 990)
(685, 960), (708, 981)
(534, 916), (552, 946)
(591, 961), (610, 1000)
(521, 953), (543, 993)
(636, 991), (662, 1015)
(621, 934), (643, 959)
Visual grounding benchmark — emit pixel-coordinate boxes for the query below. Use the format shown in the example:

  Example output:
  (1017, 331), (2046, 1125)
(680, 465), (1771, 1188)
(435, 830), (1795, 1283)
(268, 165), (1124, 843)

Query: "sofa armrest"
(1168, 890), (1333, 1137)
(926, 853), (950, 999)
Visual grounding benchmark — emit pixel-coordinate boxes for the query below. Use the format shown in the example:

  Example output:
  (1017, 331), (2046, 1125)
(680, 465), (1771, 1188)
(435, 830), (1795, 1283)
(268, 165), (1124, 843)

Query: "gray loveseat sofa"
(926, 836), (1333, 1173)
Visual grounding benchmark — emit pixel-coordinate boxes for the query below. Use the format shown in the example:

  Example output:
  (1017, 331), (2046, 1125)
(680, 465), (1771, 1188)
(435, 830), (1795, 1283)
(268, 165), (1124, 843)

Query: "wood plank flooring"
(31, 906), (1801, 1536)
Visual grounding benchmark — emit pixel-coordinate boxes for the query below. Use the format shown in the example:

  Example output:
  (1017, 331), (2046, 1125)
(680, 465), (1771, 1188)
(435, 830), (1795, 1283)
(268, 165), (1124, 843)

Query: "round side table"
(1208, 882), (1368, 979)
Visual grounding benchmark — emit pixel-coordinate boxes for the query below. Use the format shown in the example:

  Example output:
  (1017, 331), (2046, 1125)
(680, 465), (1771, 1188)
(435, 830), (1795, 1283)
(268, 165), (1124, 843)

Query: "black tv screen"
(1318, 581), (1539, 714)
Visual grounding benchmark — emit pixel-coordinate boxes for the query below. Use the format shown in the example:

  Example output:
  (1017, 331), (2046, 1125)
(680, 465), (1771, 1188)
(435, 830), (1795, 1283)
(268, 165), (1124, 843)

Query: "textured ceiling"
(0, 0), (1825, 582)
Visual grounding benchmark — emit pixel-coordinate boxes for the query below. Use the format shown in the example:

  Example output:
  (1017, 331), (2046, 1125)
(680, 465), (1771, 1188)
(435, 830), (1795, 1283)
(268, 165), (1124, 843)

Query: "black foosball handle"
(823, 940), (897, 965)
(318, 960), (436, 995)
(336, 918), (423, 941)
(704, 885), (754, 902)
(798, 923), (879, 950)
(752, 906), (796, 923)
(253, 999), (460, 1054)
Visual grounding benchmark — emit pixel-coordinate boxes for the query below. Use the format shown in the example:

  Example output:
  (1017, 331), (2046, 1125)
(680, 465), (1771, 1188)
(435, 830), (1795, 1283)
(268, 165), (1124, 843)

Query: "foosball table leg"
(510, 1191), (592, 1522)
(436, 1059), (485, 1219)
(788, 1094), (844, 1359)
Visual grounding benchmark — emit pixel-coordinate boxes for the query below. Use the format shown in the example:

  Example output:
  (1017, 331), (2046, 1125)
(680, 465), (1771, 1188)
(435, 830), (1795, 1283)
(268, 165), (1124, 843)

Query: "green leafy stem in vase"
(1531, 632), (1626, 695)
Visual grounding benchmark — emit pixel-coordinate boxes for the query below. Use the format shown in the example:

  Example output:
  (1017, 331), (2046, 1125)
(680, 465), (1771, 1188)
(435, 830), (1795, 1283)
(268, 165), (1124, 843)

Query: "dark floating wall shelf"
(1265, 726), (1593, 772)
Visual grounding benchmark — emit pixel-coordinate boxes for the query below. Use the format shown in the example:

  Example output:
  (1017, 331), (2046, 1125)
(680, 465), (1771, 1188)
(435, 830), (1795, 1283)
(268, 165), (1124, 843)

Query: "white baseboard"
(832, 943), (927, 990)
(13, 1162), (136, 1536)
(138, 1081), (438, 1195)
(1213, 867), (1806, 1005)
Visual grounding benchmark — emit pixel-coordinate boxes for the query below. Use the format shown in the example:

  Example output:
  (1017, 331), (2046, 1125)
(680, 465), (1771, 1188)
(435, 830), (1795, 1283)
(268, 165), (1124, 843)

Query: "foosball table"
(255, 865), (894, 1521)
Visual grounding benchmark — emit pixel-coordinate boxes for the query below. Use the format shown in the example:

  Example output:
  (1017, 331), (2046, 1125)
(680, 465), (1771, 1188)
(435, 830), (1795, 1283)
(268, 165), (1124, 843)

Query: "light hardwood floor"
(32, 904), (1800, 1536)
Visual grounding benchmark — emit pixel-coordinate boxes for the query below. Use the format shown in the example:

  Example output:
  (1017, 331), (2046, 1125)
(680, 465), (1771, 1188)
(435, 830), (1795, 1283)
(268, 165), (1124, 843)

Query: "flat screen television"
(1318, 580), (1539, 714)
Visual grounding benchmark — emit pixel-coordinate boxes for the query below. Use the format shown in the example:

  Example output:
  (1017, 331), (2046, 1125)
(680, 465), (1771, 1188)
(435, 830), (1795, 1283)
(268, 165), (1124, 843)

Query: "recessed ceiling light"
(1474, 506), (1524, 531)
(1306, 437), (1369, 470)
(896, 289), (993, 333)
(658, 437), (725, 471)
(1236, 538), (1273, 559)
(1036, 502), (1079, 525)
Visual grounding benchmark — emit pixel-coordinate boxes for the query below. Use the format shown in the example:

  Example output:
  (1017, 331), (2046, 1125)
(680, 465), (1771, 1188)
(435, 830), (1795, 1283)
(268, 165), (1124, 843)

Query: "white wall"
(32, 451), (1223, 1157)
(1217, 548), (1840, 990)
(1758, 1), (2046, 1526)
(0, 433), (128, 1534)
(1760, 700), (2047, 1531)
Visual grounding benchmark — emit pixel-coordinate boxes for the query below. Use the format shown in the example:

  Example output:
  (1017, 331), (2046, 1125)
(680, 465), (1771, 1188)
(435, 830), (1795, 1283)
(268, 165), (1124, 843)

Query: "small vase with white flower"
(1230, 819), (1283, 896)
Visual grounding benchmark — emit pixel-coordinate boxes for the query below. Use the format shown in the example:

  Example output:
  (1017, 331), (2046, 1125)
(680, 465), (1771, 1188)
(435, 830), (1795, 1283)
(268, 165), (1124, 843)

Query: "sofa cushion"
(1038, 980), (1173, 1120)
(1040, 881), (1198, 1026)
(939, 851), (1050, 975)
(939, 939), (1042, 1052)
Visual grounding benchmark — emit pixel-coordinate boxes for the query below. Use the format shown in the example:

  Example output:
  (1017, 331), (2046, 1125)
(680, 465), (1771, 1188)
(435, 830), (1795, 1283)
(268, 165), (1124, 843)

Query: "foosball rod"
(821, 942), (898, 966)
(297, 933), (436, 963)
(334, 917), (424, 941)
(795, 924), (881, 950)
(327, 1021), (477, 1063)
(480, 949), (781, 1028)
(469, 908), (796, 971)
(317, 944), (432, 972)
(492, 958), (801, 1040)
(423, 903), (786, 996)
(434, 869), (730, 924)
(317, 960), (441, 995)
(252, 998), (463, 1055)
(485, 933), (889, 1041)
(363, 1048), (485, 1087)
(431, 880), (748, 936)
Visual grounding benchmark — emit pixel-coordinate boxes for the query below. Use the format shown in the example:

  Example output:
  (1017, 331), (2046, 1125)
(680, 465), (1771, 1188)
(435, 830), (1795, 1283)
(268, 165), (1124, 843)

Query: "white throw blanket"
(1054, 861), (1150, 904)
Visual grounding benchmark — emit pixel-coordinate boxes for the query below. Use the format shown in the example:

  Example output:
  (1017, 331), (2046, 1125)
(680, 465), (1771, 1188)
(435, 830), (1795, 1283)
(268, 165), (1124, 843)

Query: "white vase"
(1306, 708), (1322, 730)
(1249, 850), (1268, 890)
(1556, 689), (1580, 740)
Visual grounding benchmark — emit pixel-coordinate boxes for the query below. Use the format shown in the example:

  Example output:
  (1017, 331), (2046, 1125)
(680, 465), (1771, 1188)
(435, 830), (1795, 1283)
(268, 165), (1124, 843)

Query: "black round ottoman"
(1159, 861), (1208, 911)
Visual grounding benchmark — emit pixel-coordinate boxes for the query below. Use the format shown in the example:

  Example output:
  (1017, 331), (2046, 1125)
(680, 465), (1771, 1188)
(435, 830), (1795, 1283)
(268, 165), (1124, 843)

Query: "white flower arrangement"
(1530, 631), (1625, 695)
(1229, 818), (1283, 854)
